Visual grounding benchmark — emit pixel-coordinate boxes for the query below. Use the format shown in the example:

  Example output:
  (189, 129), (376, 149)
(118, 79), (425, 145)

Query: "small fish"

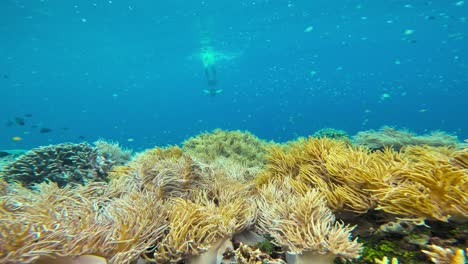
(304, 26), (314, 32)
(11, 136), (22, 141)
(15, 117), (25, 126)
(380, 93), (391, 101)
(78, 135), (85, 140)
(62, 127), (70, 131)
(2, 74), (8, 79)
(24, 114), (33, 117)
(39, 127), (52, 133)
(419, 109), (428, 113)
(5, 121), (14, 127)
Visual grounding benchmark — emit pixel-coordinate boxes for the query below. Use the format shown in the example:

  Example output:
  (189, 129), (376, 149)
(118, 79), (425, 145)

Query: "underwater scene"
(1, 0), (467, 264)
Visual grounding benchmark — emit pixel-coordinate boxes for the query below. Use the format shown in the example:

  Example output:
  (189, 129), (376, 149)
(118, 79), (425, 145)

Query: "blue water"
(1, 0), (467, 150)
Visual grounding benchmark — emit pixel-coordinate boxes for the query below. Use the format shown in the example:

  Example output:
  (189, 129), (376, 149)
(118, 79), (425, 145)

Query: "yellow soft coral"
(256, 179), (362, 263)
(372, 146), (468, 221)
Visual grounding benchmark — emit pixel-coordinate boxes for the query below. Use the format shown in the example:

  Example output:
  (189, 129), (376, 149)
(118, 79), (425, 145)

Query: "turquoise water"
(1, 0), (467, 149)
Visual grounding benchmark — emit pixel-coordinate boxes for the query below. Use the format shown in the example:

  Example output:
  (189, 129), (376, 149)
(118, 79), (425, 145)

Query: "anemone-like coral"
(371, 145), (468, 222)
(0, 181), (167, 264)
(353, 126), (459, 151)
(182, 129), (270, 168)
(152, 197), (228, 263)
(256, 137), (377, 213)
(422, 245), (467, 264)
(256, 179), (362, 263)
(257, 137), (468, 221)
(94, 139), (132, 168)
(120, 146), (204, 200)
(1, 141), (130, 188)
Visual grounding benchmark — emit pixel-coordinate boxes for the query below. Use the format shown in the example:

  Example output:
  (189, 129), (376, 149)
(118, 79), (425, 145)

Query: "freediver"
(203, 64), (223, 96)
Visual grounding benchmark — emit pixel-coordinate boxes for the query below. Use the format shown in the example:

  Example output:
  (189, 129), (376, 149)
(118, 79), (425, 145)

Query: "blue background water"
(1, 0), (467, 150)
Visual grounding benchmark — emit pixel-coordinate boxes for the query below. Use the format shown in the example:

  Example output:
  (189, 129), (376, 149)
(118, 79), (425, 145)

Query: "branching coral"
(353, 126), (459, 151)
(182, 129), (270, 168)
(1, 141), (130, 188)
(255, 179), (362, 263)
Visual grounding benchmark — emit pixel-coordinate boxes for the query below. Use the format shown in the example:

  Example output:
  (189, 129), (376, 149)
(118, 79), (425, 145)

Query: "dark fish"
(62, 127), (70, 131)
(2, 74), (8, 79)
(24, 114), (33, 117)
(14, 117), (25, 126)
(5, 121), (14, 127)
(78, 135), (85, 140)
(40, 127), (52, 133)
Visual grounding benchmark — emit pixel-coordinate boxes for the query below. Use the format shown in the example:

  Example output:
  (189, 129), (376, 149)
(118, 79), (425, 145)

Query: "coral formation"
(0, 130), (466, 264)
(0, 181), (167, 264)
(256, 179), (362, 263)
(1, 141), (130, 187)
(422, 245), (467, 264)
(313, 128), (351, 142)
(2, 143), (104, 187)
(353, 126), (459, 151)
(257, 136), (468, 222)
(256, 137), (377, 213)
(182, 129), (270, 168)
(371, 145), (468, 222)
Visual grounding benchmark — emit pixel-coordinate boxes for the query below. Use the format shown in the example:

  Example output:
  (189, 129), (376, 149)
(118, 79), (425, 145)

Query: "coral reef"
(313, 128), (351, 142)
(353, 127), (459, 151)
(0, 130), (466, 264)
(182, 129), (270, 168)
(257, 136), (468, 222)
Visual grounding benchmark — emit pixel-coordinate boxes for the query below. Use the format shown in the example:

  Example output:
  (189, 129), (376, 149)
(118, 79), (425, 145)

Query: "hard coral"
(2, 143), (102, 187)
(2, 141), (130, 188)
(353, 127), (459, 151)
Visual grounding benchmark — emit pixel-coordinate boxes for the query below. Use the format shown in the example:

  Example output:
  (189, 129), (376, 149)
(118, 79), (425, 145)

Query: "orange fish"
(11, 136), (22, 141)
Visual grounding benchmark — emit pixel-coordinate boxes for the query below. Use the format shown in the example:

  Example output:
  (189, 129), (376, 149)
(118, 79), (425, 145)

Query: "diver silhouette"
(203, 65), (223, 96)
